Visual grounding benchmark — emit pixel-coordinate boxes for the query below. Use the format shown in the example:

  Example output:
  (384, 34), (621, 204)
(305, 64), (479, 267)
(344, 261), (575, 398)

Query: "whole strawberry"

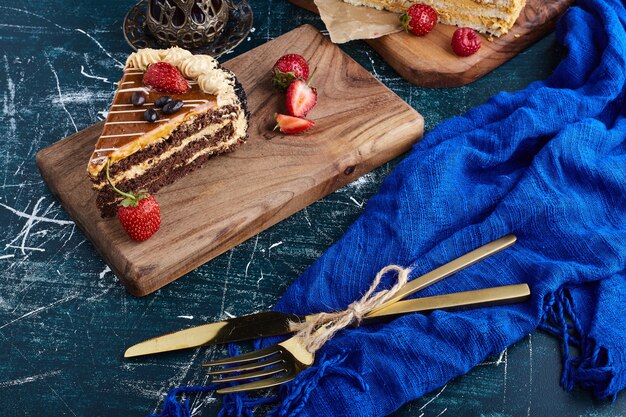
(105, 160), (161, 241)
(451, 27), (482, 56)
(271, 54), (310, 91)
(117, 192), (161, 241)
(400, 4), (438, 36)
(143, 61), (190, 94)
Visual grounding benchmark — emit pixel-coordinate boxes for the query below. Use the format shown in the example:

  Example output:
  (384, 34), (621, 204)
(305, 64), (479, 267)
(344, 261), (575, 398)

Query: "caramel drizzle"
(102, 99), (211, 137)
(106, 119), (170, 125)
(90, 147), (123, 162)
(108, 104), (206, 115)
(117, 87), (150, 94)
(92, 69), (218, 164)
(100, 132), (148, 138)
(110, 99), (209, 108)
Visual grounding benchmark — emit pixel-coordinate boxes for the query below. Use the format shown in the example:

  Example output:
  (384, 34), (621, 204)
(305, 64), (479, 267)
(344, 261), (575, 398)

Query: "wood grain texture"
(288, 0), (573, 87)
(36, 24), (424, 297)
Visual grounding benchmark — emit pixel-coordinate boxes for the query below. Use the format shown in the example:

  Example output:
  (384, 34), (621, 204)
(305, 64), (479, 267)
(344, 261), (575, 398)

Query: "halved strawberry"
(143, 62), (190, 94)
(274, 113), (315, 134)
(286, 79), (318, 117)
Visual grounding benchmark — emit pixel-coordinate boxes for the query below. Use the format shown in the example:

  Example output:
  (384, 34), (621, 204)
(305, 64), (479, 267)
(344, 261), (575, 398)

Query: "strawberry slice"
(274, 113), (315, 134)
(286, 79), (317, 117)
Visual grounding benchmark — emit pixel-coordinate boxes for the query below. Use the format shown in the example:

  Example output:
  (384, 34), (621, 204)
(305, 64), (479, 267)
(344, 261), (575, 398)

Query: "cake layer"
(425, 0), (526, 35)
(342, 0), (526, 35)
(437, 8), (522, 35)
(472, 0), (520, 7)
(92, 105), (244, 189)
(347, 0), (522, 13)
(96, 122), (244, 217)
(424, 0), (524, 16)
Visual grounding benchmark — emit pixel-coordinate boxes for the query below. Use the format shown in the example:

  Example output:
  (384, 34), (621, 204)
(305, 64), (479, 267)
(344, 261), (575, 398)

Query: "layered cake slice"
(88, 47), (248, 217)
(344, 0), (526, 36)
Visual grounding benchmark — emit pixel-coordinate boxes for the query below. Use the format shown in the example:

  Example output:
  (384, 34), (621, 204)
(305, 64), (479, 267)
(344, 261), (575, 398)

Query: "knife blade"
(124, 234), (518, 358)
(124, 311), (305, 358)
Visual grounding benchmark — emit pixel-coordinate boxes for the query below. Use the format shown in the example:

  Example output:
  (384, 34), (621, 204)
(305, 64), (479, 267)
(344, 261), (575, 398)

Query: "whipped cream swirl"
(125, 47), (239, 107)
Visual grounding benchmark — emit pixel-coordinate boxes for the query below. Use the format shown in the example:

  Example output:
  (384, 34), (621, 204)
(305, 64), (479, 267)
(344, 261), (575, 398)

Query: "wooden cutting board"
(36, 25), (424, 297)
(289, 0), (573, 87)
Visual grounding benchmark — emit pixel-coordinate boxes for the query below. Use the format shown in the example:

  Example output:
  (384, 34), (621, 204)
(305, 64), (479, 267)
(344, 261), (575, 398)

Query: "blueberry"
(162, 100), (184, 115)
(154, 95), (173, 108)
(144, 109), (158, 123)
(131, 91), (146, 106)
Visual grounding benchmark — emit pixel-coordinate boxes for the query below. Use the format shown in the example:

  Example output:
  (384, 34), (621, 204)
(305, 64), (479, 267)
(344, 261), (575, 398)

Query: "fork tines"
(203, 345), (299, 394)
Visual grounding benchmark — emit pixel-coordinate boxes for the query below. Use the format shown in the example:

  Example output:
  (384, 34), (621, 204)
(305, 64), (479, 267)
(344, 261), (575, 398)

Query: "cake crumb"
(487, 36), (494, 42)
(514, 34), (521, 38)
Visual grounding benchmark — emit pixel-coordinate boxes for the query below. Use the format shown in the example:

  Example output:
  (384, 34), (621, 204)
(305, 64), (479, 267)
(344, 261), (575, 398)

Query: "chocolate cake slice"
(87, 47), (249, 217)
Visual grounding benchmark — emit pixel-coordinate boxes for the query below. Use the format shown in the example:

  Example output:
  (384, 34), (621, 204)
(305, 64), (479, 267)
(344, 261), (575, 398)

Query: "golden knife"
(125, 235), (521, 358)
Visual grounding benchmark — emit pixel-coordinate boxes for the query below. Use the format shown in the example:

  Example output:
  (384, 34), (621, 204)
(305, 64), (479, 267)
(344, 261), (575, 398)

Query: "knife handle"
(365, 283), (530, 320)
(368, 234), (517, 316)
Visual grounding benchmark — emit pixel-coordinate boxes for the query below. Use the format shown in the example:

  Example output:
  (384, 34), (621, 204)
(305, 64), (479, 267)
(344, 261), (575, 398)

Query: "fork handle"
(364, 284), (530, 320)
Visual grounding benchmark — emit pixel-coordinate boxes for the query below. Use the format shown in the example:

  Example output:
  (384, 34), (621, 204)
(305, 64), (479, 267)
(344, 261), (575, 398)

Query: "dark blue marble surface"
(0, 1), (623, 416)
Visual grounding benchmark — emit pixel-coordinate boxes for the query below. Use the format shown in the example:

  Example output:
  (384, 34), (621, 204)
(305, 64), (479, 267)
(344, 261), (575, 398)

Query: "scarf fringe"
(540, 287), (618, 400)
(148, 343), (277, 417)
(148, 345), (368, 417)
(266, 353), (369, 417)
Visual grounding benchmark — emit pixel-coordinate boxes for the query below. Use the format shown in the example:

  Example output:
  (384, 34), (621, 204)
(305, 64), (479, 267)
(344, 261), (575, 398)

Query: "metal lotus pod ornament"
(147, 0), (230, 48)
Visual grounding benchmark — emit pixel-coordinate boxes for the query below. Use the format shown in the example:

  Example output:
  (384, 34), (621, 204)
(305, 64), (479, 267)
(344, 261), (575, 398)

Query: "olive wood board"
(36, 24), (424, 296)
(288, 0), (573, 87)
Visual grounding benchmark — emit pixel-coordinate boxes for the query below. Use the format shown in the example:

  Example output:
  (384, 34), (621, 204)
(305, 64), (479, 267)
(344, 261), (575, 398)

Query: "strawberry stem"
(105, 159), (137, 203)
(400, 13), (413, 32)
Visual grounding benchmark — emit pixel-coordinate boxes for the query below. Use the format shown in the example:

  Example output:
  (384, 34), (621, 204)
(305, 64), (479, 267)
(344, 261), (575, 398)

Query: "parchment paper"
(314, 0), (403, 43)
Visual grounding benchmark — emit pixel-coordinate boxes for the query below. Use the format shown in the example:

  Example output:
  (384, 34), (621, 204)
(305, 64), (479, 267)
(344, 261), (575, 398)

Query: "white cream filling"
(169, 123), (245, 175)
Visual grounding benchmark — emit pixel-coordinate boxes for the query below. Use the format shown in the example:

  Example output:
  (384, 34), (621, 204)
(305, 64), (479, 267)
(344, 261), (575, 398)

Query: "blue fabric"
(150, 0), (626, 415)
(149, 344), (279, 417)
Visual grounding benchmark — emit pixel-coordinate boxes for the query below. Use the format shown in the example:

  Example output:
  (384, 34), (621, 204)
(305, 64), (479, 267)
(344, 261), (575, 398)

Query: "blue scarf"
(150, 0), (626, 415)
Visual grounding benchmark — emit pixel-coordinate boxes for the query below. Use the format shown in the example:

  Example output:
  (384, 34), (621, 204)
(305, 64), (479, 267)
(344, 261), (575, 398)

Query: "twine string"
(288, 265), (411, 353)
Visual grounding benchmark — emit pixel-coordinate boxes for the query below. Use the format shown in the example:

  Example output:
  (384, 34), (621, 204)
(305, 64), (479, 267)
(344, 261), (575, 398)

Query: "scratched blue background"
(0, 1), (624, 416)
